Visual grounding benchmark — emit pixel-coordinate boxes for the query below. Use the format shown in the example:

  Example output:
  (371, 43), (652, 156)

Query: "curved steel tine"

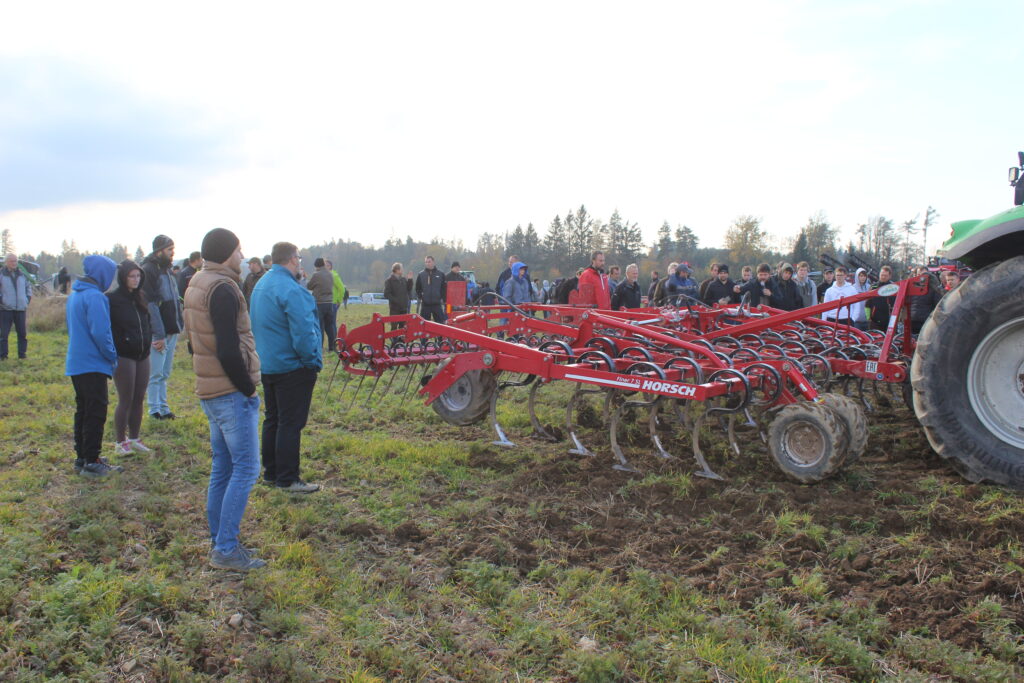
(528, 380), (559, 442)
(360, 371), (385, 409)
(673, 399), (694, 431)
(566, 384), (595, 457)
(648, 399), (674, 460)
(609, 395), (640, 472)
(342, 373), (367, 416)
(856, 377), (873, 412)
(690, 407), (724, 480)
(727, 414), (741, 456)
(489, 384), (515, 448)
(741, 407), (758, 428)
(323, 355), (344, 396)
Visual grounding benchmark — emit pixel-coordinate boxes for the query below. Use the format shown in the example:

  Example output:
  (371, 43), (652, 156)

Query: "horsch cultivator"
(329, 274), (934, 485)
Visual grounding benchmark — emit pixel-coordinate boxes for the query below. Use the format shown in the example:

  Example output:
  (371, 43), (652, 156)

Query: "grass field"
(0, 301), (1021, 681)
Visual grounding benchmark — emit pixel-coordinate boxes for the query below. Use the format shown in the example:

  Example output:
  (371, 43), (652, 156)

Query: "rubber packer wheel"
(431, 369), (497, 426)
(767, 402), (848, 484)
(817, 392), (869, 465)
(912, 256), (1024, 488)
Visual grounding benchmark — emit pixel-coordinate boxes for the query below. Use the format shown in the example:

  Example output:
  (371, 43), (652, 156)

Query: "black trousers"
(72, 373), (109, 465)
(261, 367), (317, 486)
(316, 302), (337, 351)
(0, 310), (27, 359)
(419, 302), (447, 324)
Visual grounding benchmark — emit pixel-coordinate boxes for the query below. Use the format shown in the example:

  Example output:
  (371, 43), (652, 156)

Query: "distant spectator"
(740, 265), (754, 285)
(262, 255), (272, 270)
(703, 264), (738, 305)
(306, 257), (336, 351)
(1, 253), (32, 360)
(383, 262), (413, 330)
(868, 265), (896, 332)
(942, 270), (961, 291)
(177, 251), (203, 298)
(108, 259), (153, 457)
(242, 257), (265, 307)
(495, 255), (518, 298)
(326, 260), (347, 311)
(608, 265), (621, 295)
(502, 261), (534, 305)
(698, 263), (719, 302)
(737, 263), (775, 307)
(817, 268), (835, 304)
(851, 267), (871, 330)
(415, 255), (447, 323)
(611, 263), (642, 309)
(650, 263), (677, 307)
(445, 260), (467, 305)
(770, 263), (802, 311)
(552, 274), (579, 305)
(475, 281), (497, 306)
(66, 255), (121, 478)
(57, 266), (71, 295)
(822, 266), (857, 326)
(910, 266), (943, 335)
(577, 251), (611, 309)
(141, 235), (183, 420)
(793, 261), (815, 308)
(666, 263), (699, 305)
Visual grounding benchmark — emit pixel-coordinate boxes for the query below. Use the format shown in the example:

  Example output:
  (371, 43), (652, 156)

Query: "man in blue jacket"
(66, 255), (123, 478)
(250, 242), (323, 494)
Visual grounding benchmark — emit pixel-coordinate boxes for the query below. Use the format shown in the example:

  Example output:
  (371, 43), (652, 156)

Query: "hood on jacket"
(511, 262), (528, 278)
(79, 254), (117, 292)
(116, 259), (146, 291)
(853, 268), (870, 291)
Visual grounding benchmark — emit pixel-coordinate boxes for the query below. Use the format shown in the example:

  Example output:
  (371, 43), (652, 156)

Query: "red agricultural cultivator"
(330, 276), (932, 484)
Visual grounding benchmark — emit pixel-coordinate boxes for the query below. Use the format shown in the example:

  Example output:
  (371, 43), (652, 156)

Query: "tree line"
(5, 204), (937, 293)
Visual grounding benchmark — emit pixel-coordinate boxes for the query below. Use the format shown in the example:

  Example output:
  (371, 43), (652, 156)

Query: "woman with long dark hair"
(107, 260), (153, 455)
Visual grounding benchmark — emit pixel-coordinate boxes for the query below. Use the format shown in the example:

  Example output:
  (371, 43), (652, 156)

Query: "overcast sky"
(1, 0), (1021, 261)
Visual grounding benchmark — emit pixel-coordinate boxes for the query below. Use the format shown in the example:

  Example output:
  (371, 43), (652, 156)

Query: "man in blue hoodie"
(250, 242), (323, 494)
(665, 263), (699, 306)
(66, 255), (122, 478)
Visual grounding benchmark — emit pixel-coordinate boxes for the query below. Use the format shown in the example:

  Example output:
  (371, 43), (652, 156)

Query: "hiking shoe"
(160, 412), (176, 420)
(277, 480), (320, 494)
(210, 545), (267, 572)
(79, 461), (121, 479)
(114, 441), (133, 456)
(127, 439), (152, 453)
(149, 412), (165, 420)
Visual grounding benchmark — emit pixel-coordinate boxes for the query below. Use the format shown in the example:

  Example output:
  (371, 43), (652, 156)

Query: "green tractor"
(911, 152), (1024, 487)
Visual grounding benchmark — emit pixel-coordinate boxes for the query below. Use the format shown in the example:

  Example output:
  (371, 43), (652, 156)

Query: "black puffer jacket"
(107, 260), (152, 361)
(910, 274), (944, 323)
(769, 275), (802, 311)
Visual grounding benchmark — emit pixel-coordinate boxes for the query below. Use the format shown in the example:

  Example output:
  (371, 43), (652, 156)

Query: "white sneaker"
(114, 441), (133, 456)
(128, 439), (152, 453)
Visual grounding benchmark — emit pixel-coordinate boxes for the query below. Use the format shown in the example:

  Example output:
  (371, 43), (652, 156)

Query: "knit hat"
(718, 264), (729, 273)
(152, 234), (174, 253)
(451, 261), (460, 268)
(200, 228), (240, 264)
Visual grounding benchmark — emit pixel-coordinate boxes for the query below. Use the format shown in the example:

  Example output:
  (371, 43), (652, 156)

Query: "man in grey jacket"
(141, 235), (183, 419)
(306, 257), (336, 351)
(793, 261), (816, 309)
(0, 253), (32, 360)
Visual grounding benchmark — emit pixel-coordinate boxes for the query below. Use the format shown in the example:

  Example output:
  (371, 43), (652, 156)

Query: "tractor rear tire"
(912, 256), (1024, 488)
(431, 369), (497, 426)
(767, 402), (848, 484)
(818, 393), (869, 465)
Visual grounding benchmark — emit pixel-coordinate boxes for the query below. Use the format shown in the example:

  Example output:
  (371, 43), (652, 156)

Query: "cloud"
(0, 57), (241, 212)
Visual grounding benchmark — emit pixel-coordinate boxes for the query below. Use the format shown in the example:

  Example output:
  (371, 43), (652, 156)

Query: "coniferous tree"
(134, 246), (145, 262)
(523, 223), (540, 264)
(655, 221), (673, 258)
(790, 230), (811, 265)
(566, 205), (594, 267)
(1, 229), (14, 256)
(674, 224), (699, 257)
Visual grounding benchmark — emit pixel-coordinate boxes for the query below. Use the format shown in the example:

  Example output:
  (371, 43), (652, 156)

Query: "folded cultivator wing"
(332, 276), (932, 485)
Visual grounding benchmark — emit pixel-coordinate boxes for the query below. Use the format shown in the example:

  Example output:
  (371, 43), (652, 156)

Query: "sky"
(1, 0), (1022, 262)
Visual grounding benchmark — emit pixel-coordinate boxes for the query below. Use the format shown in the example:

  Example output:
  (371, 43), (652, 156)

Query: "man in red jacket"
(577, 251), (611, 309)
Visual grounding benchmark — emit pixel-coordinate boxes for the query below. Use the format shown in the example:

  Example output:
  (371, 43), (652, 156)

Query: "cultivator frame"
(331, 275), (932, 483)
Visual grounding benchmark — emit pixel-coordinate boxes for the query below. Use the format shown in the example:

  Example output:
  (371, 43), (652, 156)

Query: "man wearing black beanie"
(182, 228), (266, 571)
(141, 234), (183, 419)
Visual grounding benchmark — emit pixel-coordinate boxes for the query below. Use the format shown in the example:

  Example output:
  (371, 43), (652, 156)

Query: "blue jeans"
(201, 391), (261, 554)
(147, 333), (178, 414)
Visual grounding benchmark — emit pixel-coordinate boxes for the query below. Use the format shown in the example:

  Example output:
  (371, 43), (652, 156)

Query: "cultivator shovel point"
(331, 277), (930, 487)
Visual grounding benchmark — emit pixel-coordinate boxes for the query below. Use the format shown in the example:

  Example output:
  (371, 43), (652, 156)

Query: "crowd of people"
(7, 241), (964, 573)
(60, 231), (330, 572)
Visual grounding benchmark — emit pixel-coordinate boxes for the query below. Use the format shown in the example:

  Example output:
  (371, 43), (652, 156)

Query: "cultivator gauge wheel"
(431, 369), (496, 426)
(817, 393), (869, 465)
(767, 402), (848, 483)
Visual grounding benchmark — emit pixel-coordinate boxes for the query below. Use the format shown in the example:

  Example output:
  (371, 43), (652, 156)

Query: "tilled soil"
(402, 409), (1024, 657)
